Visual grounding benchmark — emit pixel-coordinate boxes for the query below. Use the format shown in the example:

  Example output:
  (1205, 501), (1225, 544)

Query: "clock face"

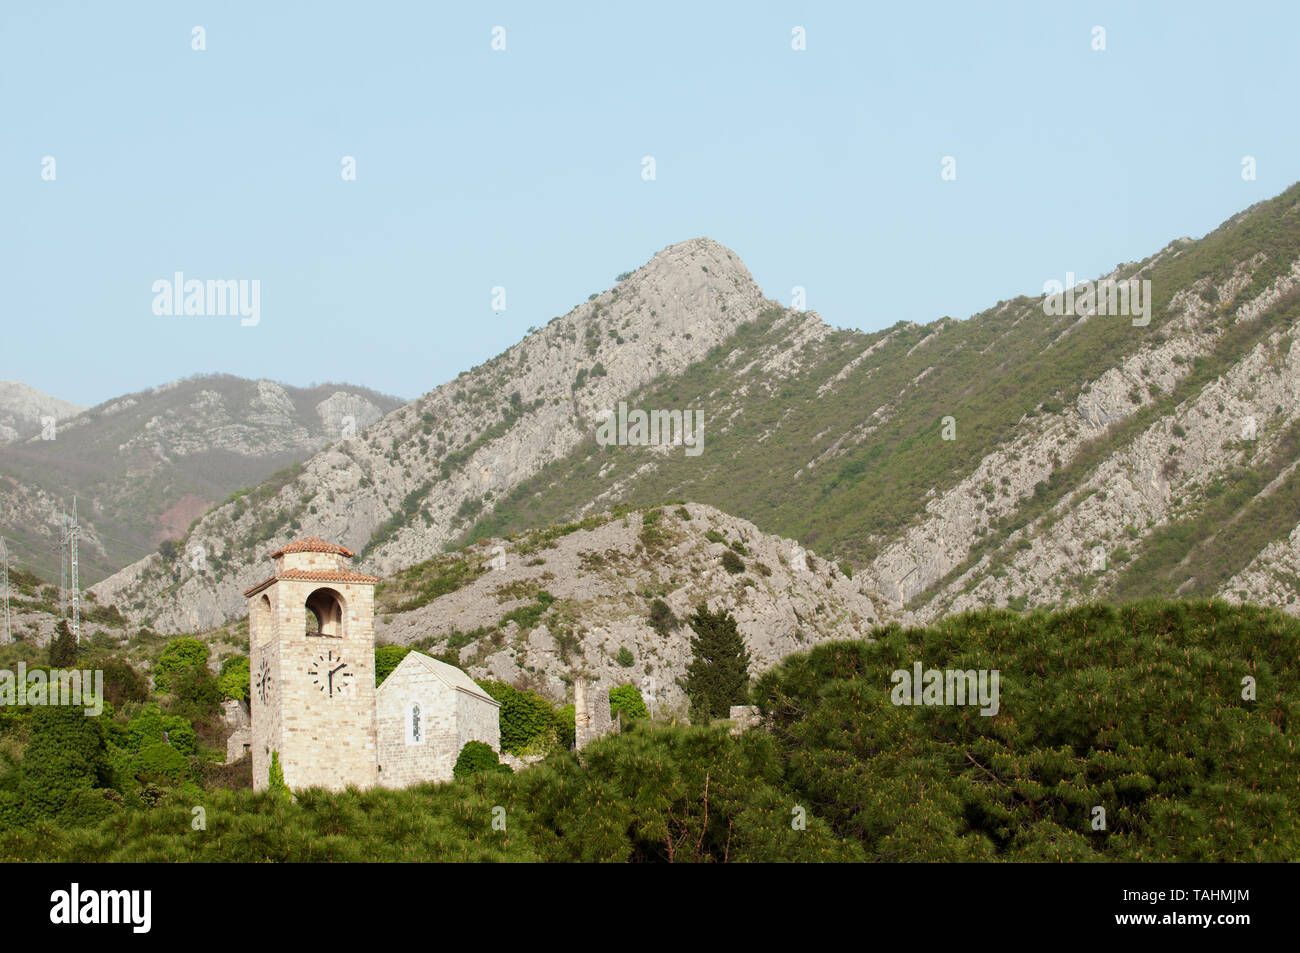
(307, 649), (353, 698)
(255, 659), (273, 704)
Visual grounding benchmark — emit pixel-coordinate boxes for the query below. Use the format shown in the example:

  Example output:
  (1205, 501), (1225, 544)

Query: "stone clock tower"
(244, 537), (380, 791)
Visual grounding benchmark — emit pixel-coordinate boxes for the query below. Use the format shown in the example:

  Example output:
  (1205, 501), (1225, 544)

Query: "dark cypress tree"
(49, 619), (77, 668)
(682, 605), (751, 723)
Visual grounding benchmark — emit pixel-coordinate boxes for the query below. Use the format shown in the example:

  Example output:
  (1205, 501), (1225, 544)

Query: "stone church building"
(243, 536), (500, 791)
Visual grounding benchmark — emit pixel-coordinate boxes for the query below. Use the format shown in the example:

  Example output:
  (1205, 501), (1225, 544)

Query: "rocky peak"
(0, 381), (84, 443)
(93, 240), (780, 631)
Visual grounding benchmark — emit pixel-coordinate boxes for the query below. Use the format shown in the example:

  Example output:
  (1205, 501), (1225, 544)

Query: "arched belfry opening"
(305, 587), (345, 638)
(253, 594), (271, 645)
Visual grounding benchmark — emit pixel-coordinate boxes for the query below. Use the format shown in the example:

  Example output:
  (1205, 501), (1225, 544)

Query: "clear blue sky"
(2, 1), (1295, 407)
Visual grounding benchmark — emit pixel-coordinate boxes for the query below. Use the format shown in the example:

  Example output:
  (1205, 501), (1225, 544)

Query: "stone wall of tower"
(250, 589), (280, 791)
(275, 550), (349, 573)
(574, 678), (616, 751)
(250, 573), (378, 792)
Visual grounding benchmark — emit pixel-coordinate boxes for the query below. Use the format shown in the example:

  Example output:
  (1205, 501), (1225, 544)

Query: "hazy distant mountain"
(0, 381), (84, 443)
(0, 375), (403, 585)
(97, 184), (1300, 633)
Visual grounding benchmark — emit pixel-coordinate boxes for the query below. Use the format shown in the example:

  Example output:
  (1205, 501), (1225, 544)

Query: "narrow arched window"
(407, 702), (422, 745)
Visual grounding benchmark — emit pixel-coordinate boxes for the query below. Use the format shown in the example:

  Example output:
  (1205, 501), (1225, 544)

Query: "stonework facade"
(375, 651), (501, 787)
(573, 678), (617, 751)
(243, 537), (500, 791)
(729, 705), (761, 734)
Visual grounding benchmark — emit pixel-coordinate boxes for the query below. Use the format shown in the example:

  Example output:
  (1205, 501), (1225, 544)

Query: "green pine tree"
(48, 619), (77, 668)
(682, 605), (751, 723)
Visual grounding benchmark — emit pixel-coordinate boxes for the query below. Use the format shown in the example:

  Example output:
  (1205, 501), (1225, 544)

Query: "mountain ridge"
(90, 185), (1300, 633)
(0, 382), (84, 443)
(0, 374), (403, 585)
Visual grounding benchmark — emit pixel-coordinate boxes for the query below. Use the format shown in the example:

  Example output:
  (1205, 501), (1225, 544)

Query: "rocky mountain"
(0, 382), (84, 443)
(374, 503), (879, 709)
(94, 239), (772, 630)
(0, 375), (402, 586)
(459, 184), (1300, 625)
(96, 183), (1300, 634)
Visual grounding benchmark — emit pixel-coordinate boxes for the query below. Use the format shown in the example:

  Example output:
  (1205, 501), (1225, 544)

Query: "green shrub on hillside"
(483, 681), (561, 755)
(218, 655), (250, 702)
(647, 597), (677, 635)
(609, 684), (648, 722)
(721, 550), (745, 574)
(374, 645), (413, 685)
(153, 638), (209, 694)
(453, 741), (510, 779)
(164, 664), (222, 724)
(48, 620), (77, 668)
(16, 705), (110, 823)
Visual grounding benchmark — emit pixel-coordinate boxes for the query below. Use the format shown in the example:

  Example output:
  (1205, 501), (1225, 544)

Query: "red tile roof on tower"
(267, 537), (356, 560)
(243, 568), (380, 598)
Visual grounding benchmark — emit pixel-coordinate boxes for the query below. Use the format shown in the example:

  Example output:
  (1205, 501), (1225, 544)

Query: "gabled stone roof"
(377, 650), (500, 707)
(267, 537), (356, 559)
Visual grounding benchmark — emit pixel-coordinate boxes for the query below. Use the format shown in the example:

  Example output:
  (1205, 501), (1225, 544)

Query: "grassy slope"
(465, 184), (1300, 580)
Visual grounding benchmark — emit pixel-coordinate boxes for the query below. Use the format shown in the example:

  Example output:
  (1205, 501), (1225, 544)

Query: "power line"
(0, 536), (10, 644)
(70, 497), (80, 643)
(59, 508), (68, 618)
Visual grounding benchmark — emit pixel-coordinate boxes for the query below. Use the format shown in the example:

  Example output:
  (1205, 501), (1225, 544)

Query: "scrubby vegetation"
(1, 600), (1295, 861)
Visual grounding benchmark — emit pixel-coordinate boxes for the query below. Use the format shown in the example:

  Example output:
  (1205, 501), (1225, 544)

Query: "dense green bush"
(483, 681), (561, 755)
(720, 550), (745, 574)
(609, 684), (648, 722)
(48, 620), (77, 667)
(153, 638), (209, 693)
(452, 741), (510, 779)
(133, 742), (189, 786)
(374, 645), (413, 685)
(164, 663), (222, 724)
(16, 705), (110, 822)
(97, 657), (149, 706)
(218, 655), (250, 702)
(647, 598), (677, 635)
(554, 704), (575, 750)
